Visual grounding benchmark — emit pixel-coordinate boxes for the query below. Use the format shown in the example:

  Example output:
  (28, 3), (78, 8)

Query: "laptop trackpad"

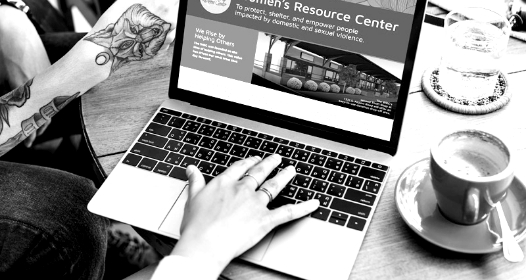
(158, 185), (189, 237)
(241, 231), (275, 262)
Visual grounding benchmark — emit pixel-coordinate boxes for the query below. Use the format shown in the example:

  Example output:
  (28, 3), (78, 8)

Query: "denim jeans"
(0, 161), (109, 280)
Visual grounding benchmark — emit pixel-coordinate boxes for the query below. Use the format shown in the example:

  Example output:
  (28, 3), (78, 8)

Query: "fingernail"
(253, 156), (262, 161)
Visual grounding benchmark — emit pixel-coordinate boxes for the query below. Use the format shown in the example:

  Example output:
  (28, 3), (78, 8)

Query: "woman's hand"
(171, 155), (319, 275)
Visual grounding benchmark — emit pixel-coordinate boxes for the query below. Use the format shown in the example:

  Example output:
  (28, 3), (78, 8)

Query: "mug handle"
(463, 188), (480, 224)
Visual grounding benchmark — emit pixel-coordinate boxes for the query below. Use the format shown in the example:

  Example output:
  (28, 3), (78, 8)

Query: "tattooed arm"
(0, 0), (178, 156)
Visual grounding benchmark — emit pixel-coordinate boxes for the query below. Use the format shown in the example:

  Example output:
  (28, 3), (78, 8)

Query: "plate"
(395, 158), (526, 254)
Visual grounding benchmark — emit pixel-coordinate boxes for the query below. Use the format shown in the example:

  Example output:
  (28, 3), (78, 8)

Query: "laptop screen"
(174, 0), (424, 146)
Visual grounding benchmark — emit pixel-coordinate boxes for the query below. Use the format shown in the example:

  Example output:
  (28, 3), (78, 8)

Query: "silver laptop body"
(89, 1), (428, 279)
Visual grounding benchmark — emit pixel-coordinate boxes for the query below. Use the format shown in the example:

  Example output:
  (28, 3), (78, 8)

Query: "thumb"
(267, 199), (320, 228)
(186, 165), (206, 199)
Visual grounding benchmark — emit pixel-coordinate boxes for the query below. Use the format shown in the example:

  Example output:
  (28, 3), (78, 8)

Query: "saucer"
(395, 158), (526, 254)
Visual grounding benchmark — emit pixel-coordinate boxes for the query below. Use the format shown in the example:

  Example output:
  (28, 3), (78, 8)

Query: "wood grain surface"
(82, 4), (526, 280)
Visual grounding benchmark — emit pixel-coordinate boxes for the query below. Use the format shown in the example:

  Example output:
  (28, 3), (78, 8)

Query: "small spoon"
(496, 202), (524, 263)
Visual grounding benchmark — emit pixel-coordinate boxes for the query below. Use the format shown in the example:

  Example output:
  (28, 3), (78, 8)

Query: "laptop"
(89, 0), (428, 279)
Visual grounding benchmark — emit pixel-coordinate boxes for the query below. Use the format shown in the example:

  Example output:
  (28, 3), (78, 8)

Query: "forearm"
(0, 0), (177, 156)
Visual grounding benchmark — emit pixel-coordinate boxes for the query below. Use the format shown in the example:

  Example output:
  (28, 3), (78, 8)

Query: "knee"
(0, 161), (110, 277)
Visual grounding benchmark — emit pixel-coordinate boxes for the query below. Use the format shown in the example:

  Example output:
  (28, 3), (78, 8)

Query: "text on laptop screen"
(178, 0), (418, 141)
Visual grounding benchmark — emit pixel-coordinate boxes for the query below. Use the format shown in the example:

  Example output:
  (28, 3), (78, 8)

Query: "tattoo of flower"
(84, 4), (172, 74)
(0, 78), (33, 135)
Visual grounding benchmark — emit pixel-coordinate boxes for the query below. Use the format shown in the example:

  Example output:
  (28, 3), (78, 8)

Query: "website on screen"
(178, 0), (418, 141)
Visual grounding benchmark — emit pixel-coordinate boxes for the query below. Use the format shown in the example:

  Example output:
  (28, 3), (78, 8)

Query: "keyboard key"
(280, 185), (298, 198)
(167, 117), (185, 128)
(183, 133), (202, 145)
(242, 129), (258, 136)
(182, 121), (200, 132)
(122, 153), (142, 166)
(308, 154), (327, 166)
(198, 162), (216, 174)
(246, 149), (264, 158)
(211, 152), (230, 165)
(338, 154), (355, 162)
(345, 189), (376, 206)
(138, 133), (168, 148)
(359, 167), (386, 182)
(230, 145), (248, 158)
(311, 166), (330, 180)
(244, 137), (262, 149)
(310, 179), (329, 192)
(168, 166), (187, 180)
(327, 184), (345, 197)
(260, 141), (278, 153)
(328, 171), (346, 185)
(181, 113), (197, 120)
(212, 165), (227, 176)
(168, 128), (186, 141)
(164, 142), (187, 155)
(321, 150), (338, 157)
(310, 207), (330, 221)
(330, 198), (371, 219)
(257, 133), (273, 140)
(201, 118), (212, 125)
(345, 176), (364, 189)
(213, 128), (231, 141)
(273, 137), (289, 145)
(214, 141), (233, 153)
(228, 132), (247, 145)
(295, 162), (313, 175)
(146, 122), (171, 136)
(152, 113), (171, 124)
(278, 158), (297, 168)
(211, 121), (227, 128)
(153, 163), (173, 175)
(363, 180), (381, 194)
(292, 150), (310, 162)
(288, 141), (305, 149)
(276, 145), (294, 157)
(196, 117), (205, 123)
(195, 148), (214, 161)
(131, 143), (168, 161)
(198, 137), (217, 149)
(347, 216), (367, 231)
(341, 162), (360, 175)
(314, 193), (332, 207)
(203, 175), (213, 183)
(180, 144), (199, 157)
(355, 158), (371, 166)
(325, 157), (343, 171)
(160, 108), (182, 117)
(227, 156), (242, 166)
(292, 174), (312, 188)
(331, 211), (349, 224)
(372, 163), (389, 171)
(180, 157), (200, 168)
(295, 188), (314, 201)
(197, 125), (216, 137)
(165, 153), (184, 165)
(138, 158), (157, 171)
(306, 146), (321, 153)
(226, 125), (242, 132)
(329, 217), (346, 226)
(268, 196), (295, 209)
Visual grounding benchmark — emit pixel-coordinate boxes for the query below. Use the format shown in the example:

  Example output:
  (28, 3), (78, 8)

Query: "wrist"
(171, 234), (231, 276)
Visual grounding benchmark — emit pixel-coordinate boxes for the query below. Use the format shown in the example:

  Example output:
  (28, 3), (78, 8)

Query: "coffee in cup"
(430, 130), (513, 225)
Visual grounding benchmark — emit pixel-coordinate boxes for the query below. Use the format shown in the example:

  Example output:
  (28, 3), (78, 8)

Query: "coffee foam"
(438, 131), (509, 178)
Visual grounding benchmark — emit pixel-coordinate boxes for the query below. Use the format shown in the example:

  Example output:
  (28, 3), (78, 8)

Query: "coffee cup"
(430, 130), (514, 225)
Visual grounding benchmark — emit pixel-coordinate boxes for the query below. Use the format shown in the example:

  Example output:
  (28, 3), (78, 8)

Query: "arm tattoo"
(0, 92), (80, 156)
(0, 78), (33, 134)
(84, 4), (171, 74)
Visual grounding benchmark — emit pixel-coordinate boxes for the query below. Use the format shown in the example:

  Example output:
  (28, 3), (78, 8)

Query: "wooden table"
(81, 5), (526, 280)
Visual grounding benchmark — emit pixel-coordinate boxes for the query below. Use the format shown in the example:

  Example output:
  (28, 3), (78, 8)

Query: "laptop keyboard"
(122, 108), (389, 231)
